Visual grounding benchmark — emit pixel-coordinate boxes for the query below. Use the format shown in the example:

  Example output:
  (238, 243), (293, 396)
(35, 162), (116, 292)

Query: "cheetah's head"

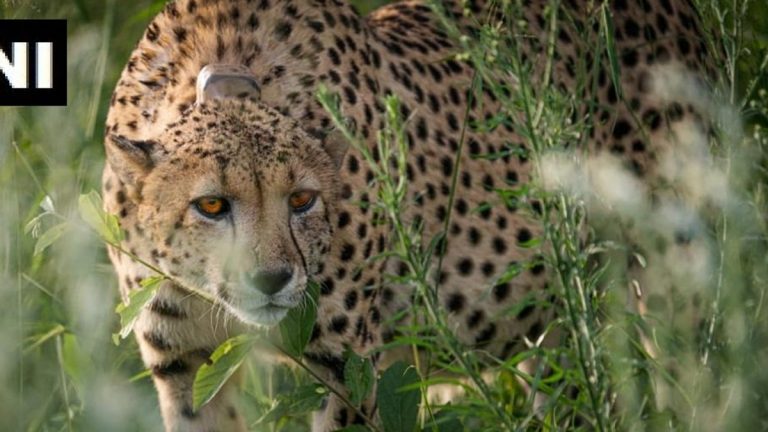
(106, 66), (347, 326)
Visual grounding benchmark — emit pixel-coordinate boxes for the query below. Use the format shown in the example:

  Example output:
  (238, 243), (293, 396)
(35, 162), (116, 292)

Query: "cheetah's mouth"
(243, 303), (290, 326)
(225, 289), (304, 327)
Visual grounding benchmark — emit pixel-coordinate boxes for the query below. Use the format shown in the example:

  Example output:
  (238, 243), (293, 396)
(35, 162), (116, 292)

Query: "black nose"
(247, 269), (293, 295)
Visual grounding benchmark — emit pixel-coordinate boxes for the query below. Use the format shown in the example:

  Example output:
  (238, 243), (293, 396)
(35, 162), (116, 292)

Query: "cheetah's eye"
(289, 191), (317, 214)
(194, 197), (231, 219)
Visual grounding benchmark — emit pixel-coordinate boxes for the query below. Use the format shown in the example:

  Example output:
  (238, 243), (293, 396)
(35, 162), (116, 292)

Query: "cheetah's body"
(103, 0), (711, 430)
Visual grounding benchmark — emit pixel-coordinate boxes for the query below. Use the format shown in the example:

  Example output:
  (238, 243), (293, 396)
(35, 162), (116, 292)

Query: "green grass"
(2, 0), (767, 431)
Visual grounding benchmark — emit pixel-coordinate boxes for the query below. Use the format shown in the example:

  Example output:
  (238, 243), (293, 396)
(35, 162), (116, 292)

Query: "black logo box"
(0, 20), (67, 106)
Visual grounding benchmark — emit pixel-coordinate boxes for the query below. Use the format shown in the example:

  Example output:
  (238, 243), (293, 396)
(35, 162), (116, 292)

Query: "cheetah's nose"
(246, 268), (293, 296)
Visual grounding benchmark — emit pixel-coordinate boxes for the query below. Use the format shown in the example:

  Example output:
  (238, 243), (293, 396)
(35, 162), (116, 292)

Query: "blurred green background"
(0, 1), (766, 431)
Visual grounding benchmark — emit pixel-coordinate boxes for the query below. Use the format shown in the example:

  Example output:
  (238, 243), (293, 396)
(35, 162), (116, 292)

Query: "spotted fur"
(103, 0), (712, 430)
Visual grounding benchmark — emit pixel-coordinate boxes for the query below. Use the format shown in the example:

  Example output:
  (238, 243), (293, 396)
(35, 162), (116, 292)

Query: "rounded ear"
(196, 64), (261, 104)
(322, 130), (349, 169)
(105, 134), (161, 186)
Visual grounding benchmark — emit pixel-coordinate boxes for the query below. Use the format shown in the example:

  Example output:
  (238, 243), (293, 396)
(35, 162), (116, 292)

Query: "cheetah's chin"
(233, 303), (290, 327)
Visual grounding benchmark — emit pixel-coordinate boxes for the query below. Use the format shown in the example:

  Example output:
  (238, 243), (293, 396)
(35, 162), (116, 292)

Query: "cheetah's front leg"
(129, 284), (247, 432)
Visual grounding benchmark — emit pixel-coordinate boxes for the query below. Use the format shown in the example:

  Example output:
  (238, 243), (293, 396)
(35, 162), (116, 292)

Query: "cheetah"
(102, 0), (713, 430)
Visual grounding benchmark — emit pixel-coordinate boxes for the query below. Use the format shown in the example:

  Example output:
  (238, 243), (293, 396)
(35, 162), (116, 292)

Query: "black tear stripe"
(288, 221), (309, 278)
(304, 351), (345, 382)
(148, 298), (187, 319)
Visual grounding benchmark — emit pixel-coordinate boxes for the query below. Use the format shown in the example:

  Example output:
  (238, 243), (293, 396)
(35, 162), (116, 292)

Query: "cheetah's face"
(107, 100), (346, 326)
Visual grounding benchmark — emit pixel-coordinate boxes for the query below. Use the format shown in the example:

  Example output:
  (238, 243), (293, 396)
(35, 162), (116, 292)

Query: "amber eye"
(194, 197), (231, 219)
(289, 191), (317, 213)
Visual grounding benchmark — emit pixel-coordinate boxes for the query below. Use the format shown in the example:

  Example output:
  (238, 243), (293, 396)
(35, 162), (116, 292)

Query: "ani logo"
(0, 20), (66, 106)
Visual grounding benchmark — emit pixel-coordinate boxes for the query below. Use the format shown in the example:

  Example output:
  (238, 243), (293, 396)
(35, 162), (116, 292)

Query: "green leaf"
(79, 190), (123, 244)
(344, 350), (375, 405)
(600, 5), (623, 102)
(256, 383), (327, 425)
(193, 334), (255, 411)
(33, 222), (69, 256)
(62, 333), (91, 391)
(424, 410), (463, 432)
(115, 276), (163, 340)
(278, 280), (319, 357)
(377, 361), (421, 432)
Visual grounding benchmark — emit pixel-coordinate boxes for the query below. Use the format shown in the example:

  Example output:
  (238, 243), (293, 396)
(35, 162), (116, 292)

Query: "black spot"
(307, 20), (324, 33)
(468, 139), (481, 156)
(642, 109), (662, 130)
(446, 112), (460, 131)
(446, 293), (465, 312)
(455, 199), (468, 215)
(328, 70), (341, 84)
(467, 310), (484, 329)
(247, 13), (259, 29)
(492, 237), (507, 254)
(518, 303), (536, 320)
(173, 26), (187, 43)
(621, 49), (638, 67)
(496, 216), (508, 230)
(356, 223), (368, 239)
(370, 307), (381, 324)
(320, 278), (335, 296)
(274, 21), (293, 41)
(526, 320), (543, 339)
(340, 243), (355, 261)
(440, 156), (453, 177)
(416, 117), (428, 140)
(631, 140), (646, 152)
(329, 315), (349, 333)
(517, 228), (532, 244)
(481, 262), (495, 277)
(530, 262), (545, 275)
(328, 47), (341, 66)
(457, 258), (474, 275)
(347, 155), (360, 173)
(475, 323), (497, 345)
(505, 170), (518, 185)
(656, 13), (669, 34)
(343, 86), (357, 105)
(344, 290), (359, 310)
(468, 227), (481, 246)
(461, 171), (472, 187)
(338, 211), (351, 228)
(493, 282), (510, 301)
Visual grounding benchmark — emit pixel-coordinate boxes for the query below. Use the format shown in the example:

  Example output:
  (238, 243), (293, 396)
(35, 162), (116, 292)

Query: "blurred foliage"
(0, 0), (766, 431)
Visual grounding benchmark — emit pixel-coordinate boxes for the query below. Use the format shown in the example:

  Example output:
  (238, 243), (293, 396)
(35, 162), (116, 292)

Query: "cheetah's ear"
(106, 134), (162, 186)
(322, 129), (349, 170)
(196, 64), (261, 104)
